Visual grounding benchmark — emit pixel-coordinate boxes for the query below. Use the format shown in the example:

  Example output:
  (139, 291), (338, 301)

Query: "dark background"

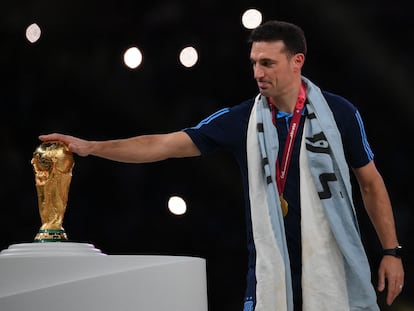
(1, 0), (412, 310)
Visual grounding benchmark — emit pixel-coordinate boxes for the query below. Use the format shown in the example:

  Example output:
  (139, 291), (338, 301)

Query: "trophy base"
(34, 229), (68, 242)
(0, 242), (105, 257)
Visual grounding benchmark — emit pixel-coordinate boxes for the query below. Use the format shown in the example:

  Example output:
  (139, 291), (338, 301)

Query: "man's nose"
(253, 66), (264, 79)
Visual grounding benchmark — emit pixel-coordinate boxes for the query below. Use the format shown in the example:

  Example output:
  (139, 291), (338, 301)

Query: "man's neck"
(270, 81), (302, 113)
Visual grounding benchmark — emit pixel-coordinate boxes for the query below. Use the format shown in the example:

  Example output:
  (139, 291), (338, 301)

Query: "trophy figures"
(31, 141), (74, 242)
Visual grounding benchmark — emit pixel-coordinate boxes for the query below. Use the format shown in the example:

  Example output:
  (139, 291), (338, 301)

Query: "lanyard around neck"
(269, 82), (306, 196)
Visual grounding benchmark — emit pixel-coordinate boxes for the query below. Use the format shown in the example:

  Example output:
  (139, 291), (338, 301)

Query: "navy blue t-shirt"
(183, 91), (374, 310)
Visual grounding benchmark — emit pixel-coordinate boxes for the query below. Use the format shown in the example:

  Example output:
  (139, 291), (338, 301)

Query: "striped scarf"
(245, 76), (379, 311)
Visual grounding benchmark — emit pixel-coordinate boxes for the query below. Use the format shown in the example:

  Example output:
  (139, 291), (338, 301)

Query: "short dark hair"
(248, 20), (307, 57)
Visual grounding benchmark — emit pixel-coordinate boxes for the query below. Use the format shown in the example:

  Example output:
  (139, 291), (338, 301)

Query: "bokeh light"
(26, 23), (41, 43)
(241, 9), (262, 29)
(179, 46), (198, 68)
(167, 196), (187, 215)
(123, 46), (143, 69)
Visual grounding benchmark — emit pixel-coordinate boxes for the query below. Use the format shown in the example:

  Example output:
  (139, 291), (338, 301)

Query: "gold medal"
(280, 195), (288, 217)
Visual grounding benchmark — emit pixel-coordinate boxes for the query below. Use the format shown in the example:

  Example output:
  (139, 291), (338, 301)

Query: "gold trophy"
(31, 141), (74, 242)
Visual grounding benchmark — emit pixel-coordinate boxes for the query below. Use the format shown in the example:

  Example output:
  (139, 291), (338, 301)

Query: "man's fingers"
(39, 133), (66, 142)
(387, 282), (403, 305)
(377, 269), (385, 292)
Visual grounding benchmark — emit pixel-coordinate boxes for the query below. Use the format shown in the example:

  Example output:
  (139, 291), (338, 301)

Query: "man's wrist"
(383, 245), (403, 258)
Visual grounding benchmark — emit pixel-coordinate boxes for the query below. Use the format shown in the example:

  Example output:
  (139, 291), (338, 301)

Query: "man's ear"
(292, 53), (305, 72)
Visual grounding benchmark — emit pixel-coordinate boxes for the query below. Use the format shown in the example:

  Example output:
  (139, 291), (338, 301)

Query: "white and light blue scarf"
(246, 77), (379, 311)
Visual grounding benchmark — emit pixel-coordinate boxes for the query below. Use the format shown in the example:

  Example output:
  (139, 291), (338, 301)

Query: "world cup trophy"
(31, 141), (74, 242)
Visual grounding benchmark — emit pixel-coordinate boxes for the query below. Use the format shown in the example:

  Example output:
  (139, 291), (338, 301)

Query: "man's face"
(250, 40), (300, 99)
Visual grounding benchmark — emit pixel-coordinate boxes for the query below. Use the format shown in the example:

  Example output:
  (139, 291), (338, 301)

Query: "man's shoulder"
(224, 97), (256, 117)
(233, 97), (256, 110)
(321, 90), (357, 115)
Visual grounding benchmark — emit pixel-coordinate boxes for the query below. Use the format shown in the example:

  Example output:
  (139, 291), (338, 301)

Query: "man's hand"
(377, 255), (404, 305)
(39, 133), (93, 157)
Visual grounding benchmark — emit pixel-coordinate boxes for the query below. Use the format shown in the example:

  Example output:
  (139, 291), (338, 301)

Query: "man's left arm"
(353, 161), (404, 305)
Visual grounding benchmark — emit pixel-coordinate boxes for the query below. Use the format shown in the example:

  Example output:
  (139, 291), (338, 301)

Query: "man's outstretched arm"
(39, 131), (201, 163)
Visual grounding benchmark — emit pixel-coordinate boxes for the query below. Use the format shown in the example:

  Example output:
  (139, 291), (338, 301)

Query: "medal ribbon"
(270, 82), (306, 198)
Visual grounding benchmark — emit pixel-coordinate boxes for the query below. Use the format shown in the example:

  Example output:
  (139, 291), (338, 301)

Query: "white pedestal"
(0, 243), (208, 311)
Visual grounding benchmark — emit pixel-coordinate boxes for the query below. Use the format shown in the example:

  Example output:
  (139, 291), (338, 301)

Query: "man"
(39, 20), (404, 311)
